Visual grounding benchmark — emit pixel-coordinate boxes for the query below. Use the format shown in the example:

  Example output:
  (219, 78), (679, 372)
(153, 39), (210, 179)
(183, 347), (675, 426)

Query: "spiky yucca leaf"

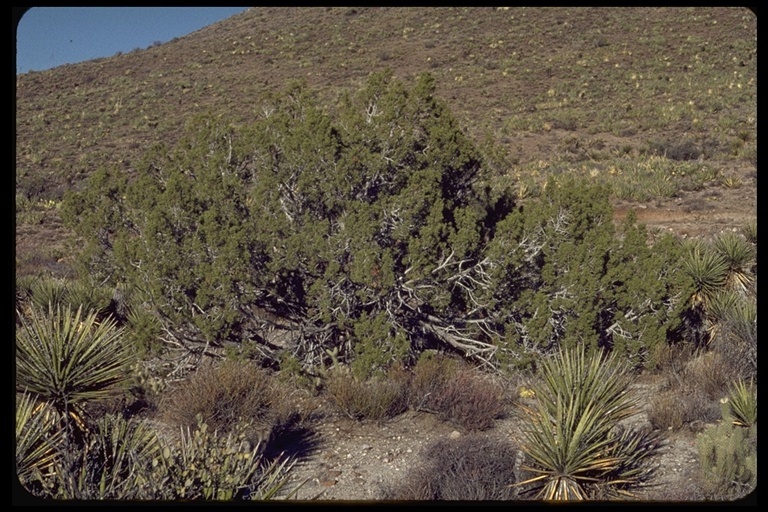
(63, 279), (113, 317)
(722, 296), (757, 347)
(714, 232), (755, 293)
(683, 244), (729, 308)
(740, 220), (756, 245)
(725, 379), (757, 428)
(517, 346), (650, 500)
(16, 305), (134, 421)
(16, 392), (64, 487)
(29, 277), (69, 311)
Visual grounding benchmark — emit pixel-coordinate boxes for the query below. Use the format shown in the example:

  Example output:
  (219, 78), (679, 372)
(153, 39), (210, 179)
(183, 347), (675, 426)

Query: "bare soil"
(275, 374), (709, 502)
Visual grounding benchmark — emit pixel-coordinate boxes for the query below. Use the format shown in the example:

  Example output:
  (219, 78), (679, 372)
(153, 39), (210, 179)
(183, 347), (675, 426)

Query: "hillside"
(14, 7), (758, 503)
(16, 8), (756, 278)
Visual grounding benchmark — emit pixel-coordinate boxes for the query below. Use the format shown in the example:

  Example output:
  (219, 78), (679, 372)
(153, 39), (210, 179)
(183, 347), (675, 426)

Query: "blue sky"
(15, 7), (250, 74)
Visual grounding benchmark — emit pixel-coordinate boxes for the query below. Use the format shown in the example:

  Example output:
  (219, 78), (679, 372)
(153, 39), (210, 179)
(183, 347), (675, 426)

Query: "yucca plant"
(714, 232), (756, 294)
(740, 220), (756, 246)
(683, 242), (729, 309)
(16, 392), (64, 491)
(51, 414), (161, 500)
(16, 305), (135, 429)
(29, 276), (69, 311)
(723, 296), (757, 347)
(517, 346), (654, 500)
(63, 279), (113, 317)
(706, 289), (740, 342)
(724, 379), (757, 428)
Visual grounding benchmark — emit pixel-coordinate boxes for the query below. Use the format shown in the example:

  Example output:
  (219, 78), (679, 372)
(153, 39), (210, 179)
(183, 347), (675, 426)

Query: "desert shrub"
(427, 369), (506, 431)
(407, 351), (462, 410)
(382, 434), (520, 500)
(147, 417), (296, 500)
(697, 422), (756, 501)
(62, 278), (113, 317)
(62, 72), (695, 375)
(28, 276), (69, 311)
(16, 393), (63, 495)
(62, 71), (509, 372)
(50, 414), (161, 500)
(683, 350), (737, 400)
(324, 366), (409, 422)
(645, 138), (701, 161)
(488, 183), (691, 367)
(647, 350), (729, 431)
(648, 385), (720, 432)
(159, 360), (277, 446)
(124, 304), (164, 357)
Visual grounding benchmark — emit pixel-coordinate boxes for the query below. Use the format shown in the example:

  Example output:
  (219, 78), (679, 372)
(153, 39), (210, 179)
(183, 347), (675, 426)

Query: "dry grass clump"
(159, 359), (278, 446)
(381, 434), (521, 500)
(323, 366), (410, 423)
(647, 349), (733, 431)
(407, 353), (507, 431)
(427, 369), (507, 431)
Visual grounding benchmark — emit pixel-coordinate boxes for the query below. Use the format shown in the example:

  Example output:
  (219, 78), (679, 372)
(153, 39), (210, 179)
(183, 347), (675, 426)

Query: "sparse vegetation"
(382, 434), (520, 500)
(15, 6), (756, 502)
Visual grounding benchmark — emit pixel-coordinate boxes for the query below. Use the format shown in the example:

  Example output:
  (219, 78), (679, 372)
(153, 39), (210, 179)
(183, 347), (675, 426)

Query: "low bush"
(407, 351), (462, 411)
(697, 422), (756, 501)
(381, 434), (520, 500)
(428, 369), (506, 431)
(159, 360), (277, 447)
(148, 417), (296, 500)
(324, 366), (409, 423)
(648, 386), (719, 432)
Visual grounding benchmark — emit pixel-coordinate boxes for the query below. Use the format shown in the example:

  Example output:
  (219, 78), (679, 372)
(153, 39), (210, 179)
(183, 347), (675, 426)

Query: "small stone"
(449, 430), (461, 439)
(406, 448), (412, 453)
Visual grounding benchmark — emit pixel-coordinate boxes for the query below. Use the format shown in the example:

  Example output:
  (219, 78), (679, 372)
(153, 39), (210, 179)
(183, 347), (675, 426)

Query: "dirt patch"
(273, 374), (721, 502)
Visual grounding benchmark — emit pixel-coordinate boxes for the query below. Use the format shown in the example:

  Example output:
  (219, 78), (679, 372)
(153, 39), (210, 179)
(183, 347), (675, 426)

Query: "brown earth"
(274, 374), (709, 502)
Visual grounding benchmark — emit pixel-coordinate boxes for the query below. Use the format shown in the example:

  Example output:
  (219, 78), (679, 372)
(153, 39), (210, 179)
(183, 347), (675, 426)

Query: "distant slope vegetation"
(16, 7), (755, 201)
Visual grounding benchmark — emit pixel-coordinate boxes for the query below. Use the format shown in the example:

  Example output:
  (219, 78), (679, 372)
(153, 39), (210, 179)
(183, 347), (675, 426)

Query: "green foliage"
(51, 414), (161, 500)
(63, 72), (699, 373)
(713, 231), (755, 294)
(697, 422), (756, 500)
(350, 311), (410, 379)
(125, 304), (164, 357)
(16, 305), (134, 424)
(149, 417), (295, 500)
(489, 179), (690, 367)
(28, 276), (69, 311)
(683, 241), (729, 309)
(63, 72), (506, 369)
(518, 346), (657, 500)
